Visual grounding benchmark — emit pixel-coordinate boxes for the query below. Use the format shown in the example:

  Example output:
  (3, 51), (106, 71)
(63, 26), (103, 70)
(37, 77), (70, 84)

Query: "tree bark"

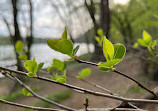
(100, 0), (110, 38)
(26, 0), (33, 60)
(11, 0), (23, 71)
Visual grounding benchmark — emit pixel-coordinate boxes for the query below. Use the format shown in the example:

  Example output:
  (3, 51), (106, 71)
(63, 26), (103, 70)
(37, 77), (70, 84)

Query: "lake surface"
(0, 43), (94, 69)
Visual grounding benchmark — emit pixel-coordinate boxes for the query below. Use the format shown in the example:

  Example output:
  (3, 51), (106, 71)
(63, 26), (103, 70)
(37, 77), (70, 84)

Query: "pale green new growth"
(24, 58), (44, 77)
(22, 88), (32, 96)
(18, 54), (27, 61)
(62, 27), (67, 40)
(103, 36), (114, 61)
(47, 28), (74, 57)
(72, 45), (80, 57)
(134, 31), (157, 52)
(76, 68), (91, 79)
(98, 37), (126, 72)
(15, 40), (24, 53)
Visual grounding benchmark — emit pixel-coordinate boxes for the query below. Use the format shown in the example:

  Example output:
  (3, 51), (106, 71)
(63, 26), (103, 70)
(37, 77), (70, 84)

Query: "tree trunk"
(11, 0), (23, 71)
(100, 0), (110, 38)
(26, 0), (33, 60)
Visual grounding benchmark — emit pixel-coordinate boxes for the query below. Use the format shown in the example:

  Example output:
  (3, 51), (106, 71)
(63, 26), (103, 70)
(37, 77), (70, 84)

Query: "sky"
(0, 0), (130, 39)
(114, 0), (129, 4)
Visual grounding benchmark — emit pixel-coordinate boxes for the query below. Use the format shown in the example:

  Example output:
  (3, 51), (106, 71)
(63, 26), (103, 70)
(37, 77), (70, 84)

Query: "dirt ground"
(0, 53), (158, 111)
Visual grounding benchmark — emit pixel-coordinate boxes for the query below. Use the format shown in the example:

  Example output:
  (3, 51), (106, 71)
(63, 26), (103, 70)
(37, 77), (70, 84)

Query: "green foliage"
(24, 90), (72, 110)
(15, 40), (24, 53)
(72, 45), (80, 57)
(15, 40), (28, 61)
(62, 27), (67, 40)
(51, 73), (66, 83)
(134, 31), (157, 51)
(37, 62), (44, 71)
(18, 54), (27, 61)
(95, 36), (104, 46)
(76, 68), (91, 79)
(85, 97), (89, 104)
(98, 37), (126, 72)
(47, 39), (60, 51)
(52, 59), (65, 71)
(22, 88), (32, 96)
(47, 28), (76, 57)
(0, 86), (41, 102)
(113, 44), (126, 60)
(95, 29), (104, 46)
(58, 40), (73, 56)
(133, 42), (139, 48)
(24, 58), (44, 77)
(103, 37), (114, 61)
(97, 29), (104, 36)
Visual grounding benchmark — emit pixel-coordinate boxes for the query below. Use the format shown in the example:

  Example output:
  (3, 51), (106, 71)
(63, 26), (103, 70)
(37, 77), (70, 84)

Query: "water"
(0, 43), (94, 69)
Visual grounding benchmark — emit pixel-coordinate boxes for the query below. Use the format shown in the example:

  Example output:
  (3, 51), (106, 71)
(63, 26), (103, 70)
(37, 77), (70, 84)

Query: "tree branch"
(67, 74), (114, 95)
(4, 73), (76, 111)
(1, 67), (158, 104)
(0, 98), (61, 111)
(73, 57), (158, 99)
(113, 69), (158, 99)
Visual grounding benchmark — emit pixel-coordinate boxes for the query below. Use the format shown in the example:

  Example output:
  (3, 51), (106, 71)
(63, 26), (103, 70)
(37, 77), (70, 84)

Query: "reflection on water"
(0, 43), (94, 69)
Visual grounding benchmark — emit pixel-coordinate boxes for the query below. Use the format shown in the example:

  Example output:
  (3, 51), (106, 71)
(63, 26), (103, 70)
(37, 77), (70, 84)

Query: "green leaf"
(58, 40), (73, 56)
(22, 88), (32, 96)
(47, 39), (60, 51)
(150, 40), (157, 48)
(62, 27), (67, 40)
(113, 44), (126, 60)
(98, 59), (122, 68)
(27, 72), (35, 77)
(15, 40), (24, 53)
(97, 29), (104, 36)
(143, 30), (152, 44)
(37, 62), (44, 71)
(72, 45), (80, 56)
(52, 59), (64, 71)
(95, 36), (100, 43)
(24, 59), (38, 74)
(79, 68), (91, 78)
(18, 54), (27, 61)
(133, 42), (139, 48)
(47, 66), (52, 73)
(76, 76), (82, 79)
(98, 66), (110, 72)
(51, 76), (56, 80)
(56, 77), (66, 83)
(62, 73), (66, 79)
(137, 39), (148, 47)
(103, 36), (114, 61)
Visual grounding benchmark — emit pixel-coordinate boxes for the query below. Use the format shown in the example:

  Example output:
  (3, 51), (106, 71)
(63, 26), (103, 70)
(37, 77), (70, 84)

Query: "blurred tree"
(111, 0), (158, 48)
(84, 0), (110, 60)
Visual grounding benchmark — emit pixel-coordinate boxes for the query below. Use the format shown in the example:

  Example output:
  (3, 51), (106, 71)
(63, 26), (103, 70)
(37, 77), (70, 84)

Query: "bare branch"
(1, 67), (158, 104)
(73, 57), (158, 99)
(4, 73), (76, 111)
(0, 98), (61, 111)
(67, 74), (114, 95)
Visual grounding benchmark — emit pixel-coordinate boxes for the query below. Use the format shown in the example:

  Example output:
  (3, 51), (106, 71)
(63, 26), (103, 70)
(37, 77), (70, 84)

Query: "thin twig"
(113, 69), (158, 99)
(67, 74), (114, 95)
(4, 73), (76, 111)
(0, 98), (61, 111)
(74, 57), (98, 66)
(1, 67), (158, 104)
(73, 58), (158, 99)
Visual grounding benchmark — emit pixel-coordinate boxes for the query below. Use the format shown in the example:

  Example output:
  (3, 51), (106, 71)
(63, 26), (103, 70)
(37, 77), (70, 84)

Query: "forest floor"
(0, 53), (158, 111)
